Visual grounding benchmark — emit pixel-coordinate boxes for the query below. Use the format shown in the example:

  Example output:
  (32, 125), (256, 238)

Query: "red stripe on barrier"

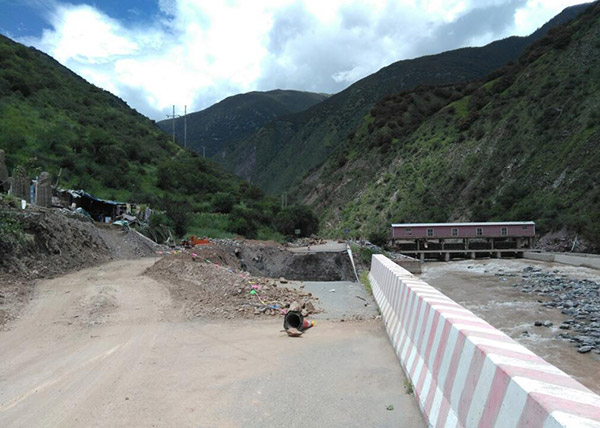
(477, 366), (511, 428)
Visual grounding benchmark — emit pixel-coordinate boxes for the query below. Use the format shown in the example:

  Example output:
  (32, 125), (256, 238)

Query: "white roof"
(391, 221), (535, 228)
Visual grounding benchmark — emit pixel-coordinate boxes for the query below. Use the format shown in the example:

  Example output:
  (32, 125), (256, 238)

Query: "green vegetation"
(0, 208), (25, 247)
(299, 3), (600, 248)
(220, 4), (589, 194)
(0, 35), (319, 240)
(359, 270), (372, 295)
(158, 89), (329, 158)
(274, 204), (319, 238)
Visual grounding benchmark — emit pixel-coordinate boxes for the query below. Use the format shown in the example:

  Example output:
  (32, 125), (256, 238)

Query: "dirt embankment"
(185, 240), (355, 281)
(146, 253), (318, 320)
(0, 205), (160, 327)
(145, 241), (356, 320)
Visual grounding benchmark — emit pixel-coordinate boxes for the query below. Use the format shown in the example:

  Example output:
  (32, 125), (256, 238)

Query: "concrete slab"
(285, 281), (379, 321)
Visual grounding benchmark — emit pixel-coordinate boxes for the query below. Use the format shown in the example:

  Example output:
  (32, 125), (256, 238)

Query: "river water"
(419, 258), (600, 395)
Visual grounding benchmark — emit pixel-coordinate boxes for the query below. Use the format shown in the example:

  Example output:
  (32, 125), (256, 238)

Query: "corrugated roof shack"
(58, 190), (126, 223)
(391, 221), (535, 261)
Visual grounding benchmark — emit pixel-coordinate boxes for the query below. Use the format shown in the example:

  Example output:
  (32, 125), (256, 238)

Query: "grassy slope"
(298, 4), (600, 246)
(220, 4), (591, 194)
(0, 35), (279, 238)
(157, 89), (329, 158)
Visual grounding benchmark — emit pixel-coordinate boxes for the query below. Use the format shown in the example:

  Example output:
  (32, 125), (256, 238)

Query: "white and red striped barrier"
(369, 254), (600, 428)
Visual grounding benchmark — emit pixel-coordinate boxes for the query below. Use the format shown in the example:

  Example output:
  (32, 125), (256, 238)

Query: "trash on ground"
(283, 310), (315, 338)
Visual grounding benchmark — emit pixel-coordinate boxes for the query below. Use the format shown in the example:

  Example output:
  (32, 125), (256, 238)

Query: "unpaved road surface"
(421, 258), (600, 395)
(0, 258), (425, 428)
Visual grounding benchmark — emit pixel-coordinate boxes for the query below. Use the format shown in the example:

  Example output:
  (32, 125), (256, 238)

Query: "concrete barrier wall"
(524, 252), (556, 263)
(524, 252), (600, 270)
(369, 254), (600, 428)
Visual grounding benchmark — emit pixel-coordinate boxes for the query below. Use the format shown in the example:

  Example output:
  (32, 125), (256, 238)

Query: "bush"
(368, 228), (390, 247)
(228, 204), (258, 237)
(212, 192), (236, 214)
(274, 204), (319, 237)
(0, 209), (26, 251)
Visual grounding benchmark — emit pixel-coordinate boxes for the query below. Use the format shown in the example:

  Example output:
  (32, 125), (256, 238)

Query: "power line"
(166, 105), (188, 149)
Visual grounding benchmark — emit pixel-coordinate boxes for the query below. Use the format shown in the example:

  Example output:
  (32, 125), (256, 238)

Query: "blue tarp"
(67, 190), (125, 206)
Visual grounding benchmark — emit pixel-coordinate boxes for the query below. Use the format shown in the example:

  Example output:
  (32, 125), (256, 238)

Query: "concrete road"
(286, 280), (379, 321)
(0, 259), (425, 428)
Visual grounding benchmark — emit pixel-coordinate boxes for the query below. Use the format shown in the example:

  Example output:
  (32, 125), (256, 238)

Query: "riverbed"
(420, 258), (600, 395)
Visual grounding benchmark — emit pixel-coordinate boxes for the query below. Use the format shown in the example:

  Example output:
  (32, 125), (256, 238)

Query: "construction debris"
(145, 250), (321, 320)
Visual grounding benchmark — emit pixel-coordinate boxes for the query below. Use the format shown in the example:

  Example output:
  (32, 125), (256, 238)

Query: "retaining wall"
(369, 254), (600, 428)
(525, 252), (600, 270)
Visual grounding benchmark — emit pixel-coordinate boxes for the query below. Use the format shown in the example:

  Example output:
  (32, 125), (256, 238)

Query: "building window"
(427, 228), (434, 237)
(451, 228), (458, 237)
(476, 227), (483, 236)
(522, 225), (528, 230)
(501, 227), (508, 236)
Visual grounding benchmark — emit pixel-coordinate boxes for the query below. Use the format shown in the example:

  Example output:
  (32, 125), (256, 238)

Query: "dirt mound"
(0, 204), (161, 327)
(187, 240), (355, 281)
(146, 253), (318, 319)
(0, 207), (160, 279)
(536, 228), (596, 253)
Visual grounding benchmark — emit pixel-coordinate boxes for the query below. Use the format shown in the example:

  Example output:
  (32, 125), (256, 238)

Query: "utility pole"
(184, 105), (187, 149)
(166, 105), (184, 148)
(202, 146), (206, 158)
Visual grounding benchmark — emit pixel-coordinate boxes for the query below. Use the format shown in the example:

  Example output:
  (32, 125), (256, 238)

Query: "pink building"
(390, 221), (536, 261)
(391, 221), (535, 240)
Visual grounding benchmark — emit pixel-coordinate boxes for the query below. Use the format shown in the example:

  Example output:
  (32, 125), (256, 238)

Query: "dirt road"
(0, 258), (425, 428)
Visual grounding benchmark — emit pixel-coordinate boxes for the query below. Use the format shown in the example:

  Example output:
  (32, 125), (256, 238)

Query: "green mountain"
(0, 34), (283, 239)
(157, 89), (329, 158)
(220, 3), (591, 194)
(297, 2), (600, 247)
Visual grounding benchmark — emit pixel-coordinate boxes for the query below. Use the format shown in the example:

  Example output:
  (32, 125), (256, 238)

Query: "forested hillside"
(220, 4), (590, 194)
(0, 35), (292, 239)
(298, 3), (600, 248)
(157, 89), (328, 158)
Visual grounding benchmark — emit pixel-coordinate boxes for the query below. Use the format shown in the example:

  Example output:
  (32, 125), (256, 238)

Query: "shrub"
(368, 228), (390, 247)
(274, 204), (319, 237)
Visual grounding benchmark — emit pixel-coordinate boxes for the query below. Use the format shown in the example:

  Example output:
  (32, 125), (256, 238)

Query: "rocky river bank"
(503, 266), (600, 354)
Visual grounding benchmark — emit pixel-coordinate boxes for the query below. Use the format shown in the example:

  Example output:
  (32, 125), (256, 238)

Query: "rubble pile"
(509, 266), (600, 354)
(174, 240), (355, 281)
(146, 252), (319, 320)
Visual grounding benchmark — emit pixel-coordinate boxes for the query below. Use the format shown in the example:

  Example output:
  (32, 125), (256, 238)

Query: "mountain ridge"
(296, 2), (600, 248)
(157, 89), (329, 158)
(219, 3), (592, 194)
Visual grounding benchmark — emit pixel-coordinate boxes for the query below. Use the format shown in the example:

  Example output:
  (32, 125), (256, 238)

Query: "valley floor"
(0, 258), (425, 428)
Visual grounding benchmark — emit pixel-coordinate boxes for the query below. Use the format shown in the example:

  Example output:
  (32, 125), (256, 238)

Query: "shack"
(58, 190), (126, 223)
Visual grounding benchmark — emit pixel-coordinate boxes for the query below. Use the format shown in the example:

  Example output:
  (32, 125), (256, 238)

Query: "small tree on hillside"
(274, 204), (319, 237)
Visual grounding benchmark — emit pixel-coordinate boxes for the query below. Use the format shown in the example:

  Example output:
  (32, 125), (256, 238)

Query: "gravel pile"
(146, 252), (319, 320)
(508, 266), (600, 354)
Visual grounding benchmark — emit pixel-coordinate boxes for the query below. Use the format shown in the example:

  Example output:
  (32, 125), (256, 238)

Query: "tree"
(274, 204), (319, 237)
(212, 192), (236, 214)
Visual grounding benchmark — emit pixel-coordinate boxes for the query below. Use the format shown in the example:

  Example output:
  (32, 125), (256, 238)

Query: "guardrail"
(369, 254), (600, 428)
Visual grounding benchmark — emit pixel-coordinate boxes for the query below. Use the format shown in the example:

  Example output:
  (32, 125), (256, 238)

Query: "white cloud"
(21, 0), (589, 120)
(514, 0), (587, 35)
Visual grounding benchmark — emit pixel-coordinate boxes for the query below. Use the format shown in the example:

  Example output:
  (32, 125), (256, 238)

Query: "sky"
(0, 0), (589, 120)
